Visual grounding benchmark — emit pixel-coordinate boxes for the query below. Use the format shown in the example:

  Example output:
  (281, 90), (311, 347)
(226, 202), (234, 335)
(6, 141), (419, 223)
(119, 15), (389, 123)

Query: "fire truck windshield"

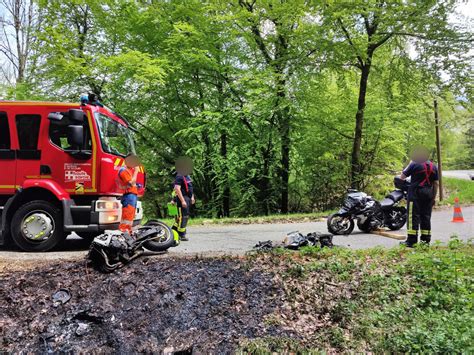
(95, 113), (136, 157)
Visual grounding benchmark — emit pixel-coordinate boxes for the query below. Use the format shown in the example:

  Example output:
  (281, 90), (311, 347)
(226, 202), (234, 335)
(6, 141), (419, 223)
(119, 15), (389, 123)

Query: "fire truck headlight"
(98, 211), (120, 224)
(107, 215), (119, 222)
(96, 200), (120, 211)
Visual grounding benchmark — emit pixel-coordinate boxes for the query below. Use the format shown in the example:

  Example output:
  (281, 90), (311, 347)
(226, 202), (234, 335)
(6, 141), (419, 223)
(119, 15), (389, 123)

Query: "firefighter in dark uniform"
(171, 157), (195, 242)
(400, 147), (439, 247)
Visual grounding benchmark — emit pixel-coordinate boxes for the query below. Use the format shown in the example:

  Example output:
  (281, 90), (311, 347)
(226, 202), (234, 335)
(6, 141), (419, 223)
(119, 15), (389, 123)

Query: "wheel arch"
(0, 186), (66, 246)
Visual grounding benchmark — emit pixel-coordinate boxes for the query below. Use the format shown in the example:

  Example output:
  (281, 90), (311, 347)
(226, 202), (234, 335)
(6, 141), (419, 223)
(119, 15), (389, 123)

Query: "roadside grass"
(442, 177), (474, 205)
(241, 237), (474, 353)
(157, 210), (332, 227)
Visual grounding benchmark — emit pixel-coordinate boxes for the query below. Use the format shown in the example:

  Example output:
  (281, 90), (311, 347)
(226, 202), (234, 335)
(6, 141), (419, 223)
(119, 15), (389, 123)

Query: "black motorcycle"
(327, 177), (408, 235)
(87, 220), (175, 273)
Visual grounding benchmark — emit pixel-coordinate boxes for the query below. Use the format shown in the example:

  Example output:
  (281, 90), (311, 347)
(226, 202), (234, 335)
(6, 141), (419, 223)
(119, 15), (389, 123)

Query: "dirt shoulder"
(1, 242), (472, 353)
(0, 256), (291, 353)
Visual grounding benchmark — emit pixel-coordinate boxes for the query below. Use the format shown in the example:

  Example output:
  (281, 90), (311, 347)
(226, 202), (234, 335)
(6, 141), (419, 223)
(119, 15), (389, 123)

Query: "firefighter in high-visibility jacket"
(117, 154), (141, 233)
(400, 147), (439, 247)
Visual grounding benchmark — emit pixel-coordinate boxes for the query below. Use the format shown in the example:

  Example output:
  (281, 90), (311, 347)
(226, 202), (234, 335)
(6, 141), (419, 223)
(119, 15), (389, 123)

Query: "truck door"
(14, 113), (42, 186)
(46, 110), (94, 194)
(0, 111), (17, 194)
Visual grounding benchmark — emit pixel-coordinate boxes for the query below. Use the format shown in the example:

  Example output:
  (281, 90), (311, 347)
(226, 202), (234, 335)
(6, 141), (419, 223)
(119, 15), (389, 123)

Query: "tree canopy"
(1, 0), (472, 217)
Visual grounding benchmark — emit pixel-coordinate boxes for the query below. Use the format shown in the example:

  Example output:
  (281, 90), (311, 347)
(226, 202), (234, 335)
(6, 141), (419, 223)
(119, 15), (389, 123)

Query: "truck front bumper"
(63, 198), (143, 233)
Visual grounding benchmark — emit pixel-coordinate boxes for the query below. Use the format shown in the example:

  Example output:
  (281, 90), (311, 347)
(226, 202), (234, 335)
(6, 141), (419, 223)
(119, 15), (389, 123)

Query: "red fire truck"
(0, 99), (145, 251)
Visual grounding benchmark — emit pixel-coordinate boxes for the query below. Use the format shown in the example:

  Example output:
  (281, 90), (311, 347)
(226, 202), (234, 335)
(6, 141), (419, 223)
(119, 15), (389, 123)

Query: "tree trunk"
(201, 130), (217, 214)
(351, 63), (371, 189)
(280, 114), (290, 213)
(260, 145), (272, 216)
(220, 132), (230, 217)
(154, 201), (163, 219)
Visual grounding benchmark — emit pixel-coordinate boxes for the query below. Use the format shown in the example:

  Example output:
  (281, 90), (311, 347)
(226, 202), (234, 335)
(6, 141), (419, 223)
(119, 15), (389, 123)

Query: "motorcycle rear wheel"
(386, 207), (407, 230)
(142, 220), (175, 252)
(327, 214), (354, 235)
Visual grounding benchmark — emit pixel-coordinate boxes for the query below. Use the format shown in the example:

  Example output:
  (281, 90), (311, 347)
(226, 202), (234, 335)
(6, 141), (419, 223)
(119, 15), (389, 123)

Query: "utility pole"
(434, 99), (443, 201)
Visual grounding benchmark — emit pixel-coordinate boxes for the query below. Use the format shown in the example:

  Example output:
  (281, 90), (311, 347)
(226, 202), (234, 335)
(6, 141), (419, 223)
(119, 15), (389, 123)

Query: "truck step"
(64, 225), (99, 232)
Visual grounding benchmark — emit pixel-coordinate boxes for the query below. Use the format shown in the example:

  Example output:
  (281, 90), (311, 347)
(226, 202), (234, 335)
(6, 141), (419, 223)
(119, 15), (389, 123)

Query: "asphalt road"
(174, 206), (473, 254)
(443, 170), (474, 180)
(0, 207), (472, 264)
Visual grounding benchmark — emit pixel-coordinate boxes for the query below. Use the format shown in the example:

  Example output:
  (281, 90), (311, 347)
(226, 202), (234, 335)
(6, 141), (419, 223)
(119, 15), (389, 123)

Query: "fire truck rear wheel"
(11, 200), (65, 252)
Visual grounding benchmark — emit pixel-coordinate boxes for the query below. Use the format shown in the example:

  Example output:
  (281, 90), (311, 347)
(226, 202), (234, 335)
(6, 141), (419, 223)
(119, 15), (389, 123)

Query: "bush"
(244, 238), (474, 353)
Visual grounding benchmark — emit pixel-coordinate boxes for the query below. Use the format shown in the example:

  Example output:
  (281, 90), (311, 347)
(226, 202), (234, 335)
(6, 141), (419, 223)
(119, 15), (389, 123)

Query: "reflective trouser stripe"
(407, 229), (417, 235)
(173, 207), (182, 229)
(172, 229), (180, 244)
(407, 201), (412, 231)
(121, 219), (133, 225)
(421, 229), (431, 235)
(173, 206), (187, 235)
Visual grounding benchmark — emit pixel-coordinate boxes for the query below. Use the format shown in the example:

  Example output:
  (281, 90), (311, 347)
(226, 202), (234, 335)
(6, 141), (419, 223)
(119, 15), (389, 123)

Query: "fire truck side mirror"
(67, 125), (84, 150)
(68, 109), (85, 123)
(48, 112), (63, 121)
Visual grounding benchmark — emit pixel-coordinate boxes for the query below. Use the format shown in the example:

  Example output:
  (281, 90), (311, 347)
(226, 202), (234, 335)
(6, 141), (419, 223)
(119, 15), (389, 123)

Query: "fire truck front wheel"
(11, 200), (65, 252)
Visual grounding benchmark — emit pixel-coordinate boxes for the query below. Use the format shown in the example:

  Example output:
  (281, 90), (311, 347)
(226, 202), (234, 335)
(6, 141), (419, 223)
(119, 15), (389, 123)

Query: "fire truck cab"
(0, 99), (145, 251)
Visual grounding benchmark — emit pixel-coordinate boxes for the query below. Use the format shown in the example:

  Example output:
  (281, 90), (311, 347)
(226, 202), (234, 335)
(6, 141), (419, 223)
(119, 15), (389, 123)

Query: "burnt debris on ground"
(0, 257), (290, 353)
(254, 231), (334, 252)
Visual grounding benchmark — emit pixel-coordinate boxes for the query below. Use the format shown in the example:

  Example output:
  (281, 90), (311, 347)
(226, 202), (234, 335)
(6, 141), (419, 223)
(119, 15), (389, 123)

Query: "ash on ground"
(0, 257), (290, 353)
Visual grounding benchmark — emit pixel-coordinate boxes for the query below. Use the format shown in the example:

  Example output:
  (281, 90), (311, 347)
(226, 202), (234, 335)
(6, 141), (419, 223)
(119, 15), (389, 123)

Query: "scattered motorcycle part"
(254, 232), (333, 251)
(52, 289), (71, 306)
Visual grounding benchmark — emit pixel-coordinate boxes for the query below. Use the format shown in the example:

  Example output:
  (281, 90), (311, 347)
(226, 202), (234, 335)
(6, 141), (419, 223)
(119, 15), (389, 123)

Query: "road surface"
(443, 170), (474, 180)
(0, 207), (472, 264)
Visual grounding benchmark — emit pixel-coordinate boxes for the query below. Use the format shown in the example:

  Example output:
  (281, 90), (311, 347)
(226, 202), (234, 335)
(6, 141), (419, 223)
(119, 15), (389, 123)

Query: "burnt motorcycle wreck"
(87, 220), (175, 273)
(327, 177), (409, 235)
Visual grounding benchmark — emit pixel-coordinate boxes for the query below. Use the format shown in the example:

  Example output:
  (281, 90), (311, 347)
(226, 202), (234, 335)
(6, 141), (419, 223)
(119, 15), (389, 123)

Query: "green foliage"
(318, 240), (473, 352)
(355, 239), (474, 353)
(3, 0), (472, 217)
(244, 239), (474, 353)
(443, 177), (474, 205)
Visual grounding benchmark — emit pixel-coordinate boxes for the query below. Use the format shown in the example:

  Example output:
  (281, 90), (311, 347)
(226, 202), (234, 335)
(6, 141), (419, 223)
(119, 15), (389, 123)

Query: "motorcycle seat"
(387, 190), (404, 203)
(380, 198), (395, 209)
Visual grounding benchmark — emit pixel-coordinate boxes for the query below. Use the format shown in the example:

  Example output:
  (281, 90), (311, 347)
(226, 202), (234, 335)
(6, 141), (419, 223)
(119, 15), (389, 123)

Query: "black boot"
(420, 236), (431, 246)
(400, 235), (417, 248)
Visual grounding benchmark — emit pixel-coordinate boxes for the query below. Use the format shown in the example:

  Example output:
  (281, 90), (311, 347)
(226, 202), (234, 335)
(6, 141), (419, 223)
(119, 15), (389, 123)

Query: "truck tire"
(11, 200), (65, 252)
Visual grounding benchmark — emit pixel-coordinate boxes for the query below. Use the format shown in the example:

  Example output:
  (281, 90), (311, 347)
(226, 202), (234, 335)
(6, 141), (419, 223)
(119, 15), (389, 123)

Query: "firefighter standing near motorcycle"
(172, 157), (195, 242)
(400, 147), (439, 247)
(117, 154), (141, 233)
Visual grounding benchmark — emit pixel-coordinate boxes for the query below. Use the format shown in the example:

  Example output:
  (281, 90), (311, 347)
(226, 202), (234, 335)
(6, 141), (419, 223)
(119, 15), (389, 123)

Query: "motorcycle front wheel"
(386, 207), (407, 230)
(327, 214), (354, 235)
(142, 220), (175, 252)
